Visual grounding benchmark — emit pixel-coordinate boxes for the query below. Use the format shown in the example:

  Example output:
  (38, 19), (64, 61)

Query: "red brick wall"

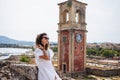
(74, 30), (85, 72)
(59, 30), (69, 72)
(59, 30), (85, 73)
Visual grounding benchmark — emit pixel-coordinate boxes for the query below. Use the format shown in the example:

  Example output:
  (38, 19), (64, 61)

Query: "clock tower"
(57, 0), (87, 75)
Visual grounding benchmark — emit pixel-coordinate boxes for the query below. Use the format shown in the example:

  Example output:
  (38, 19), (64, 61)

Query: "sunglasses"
(43, 37), (49, 40)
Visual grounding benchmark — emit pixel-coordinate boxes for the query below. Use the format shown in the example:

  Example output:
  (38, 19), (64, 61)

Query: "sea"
(0, 48), (32, 60)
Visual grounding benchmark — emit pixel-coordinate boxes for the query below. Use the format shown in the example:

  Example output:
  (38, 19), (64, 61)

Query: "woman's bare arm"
(39, 50), (50, 60)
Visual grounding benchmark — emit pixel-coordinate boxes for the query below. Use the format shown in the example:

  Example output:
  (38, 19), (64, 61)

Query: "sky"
(0, 0), (120, 43)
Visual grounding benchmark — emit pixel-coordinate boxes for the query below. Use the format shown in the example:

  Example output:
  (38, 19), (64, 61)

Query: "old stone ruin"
(0, 60), (38, 80)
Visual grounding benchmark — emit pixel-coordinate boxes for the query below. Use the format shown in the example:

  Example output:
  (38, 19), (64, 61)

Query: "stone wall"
(86, 67), (120, 77)
(0, 61), (11, 80)
(1, 60), (120, 80)
(0, 61), (38, 80)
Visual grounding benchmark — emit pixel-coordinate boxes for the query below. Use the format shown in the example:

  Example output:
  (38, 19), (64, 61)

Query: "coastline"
(0, 54), (11, 61)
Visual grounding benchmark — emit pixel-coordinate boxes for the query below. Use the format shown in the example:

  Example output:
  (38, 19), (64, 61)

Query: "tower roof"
(58, 0), (87, 6)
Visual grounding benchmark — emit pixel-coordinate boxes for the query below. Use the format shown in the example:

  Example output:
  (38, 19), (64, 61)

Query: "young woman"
(34, 33), (61, 80)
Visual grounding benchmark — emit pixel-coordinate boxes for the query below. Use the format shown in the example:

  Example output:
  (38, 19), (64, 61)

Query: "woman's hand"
(38, 44), (45, 50)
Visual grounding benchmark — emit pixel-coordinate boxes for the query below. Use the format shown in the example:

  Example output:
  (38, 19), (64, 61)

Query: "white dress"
(35, 48), (61, 80)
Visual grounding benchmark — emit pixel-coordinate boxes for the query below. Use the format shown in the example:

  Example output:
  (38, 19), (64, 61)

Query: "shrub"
(20, 55), (30, 62)
(102, 50), (115, 58)
(51, 47), (58, 52)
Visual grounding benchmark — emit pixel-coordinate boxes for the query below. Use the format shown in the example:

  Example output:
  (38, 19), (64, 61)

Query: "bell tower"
(57, 0), (87, 75)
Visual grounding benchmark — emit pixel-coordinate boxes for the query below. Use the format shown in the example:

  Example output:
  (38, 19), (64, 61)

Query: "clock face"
(76, 33), (82, 42)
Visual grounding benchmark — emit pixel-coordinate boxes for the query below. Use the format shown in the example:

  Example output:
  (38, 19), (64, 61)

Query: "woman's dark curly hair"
(35, 33), (49, 50)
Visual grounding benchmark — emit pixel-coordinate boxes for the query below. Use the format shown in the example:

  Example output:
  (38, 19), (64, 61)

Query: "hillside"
(0, 35), (34, 46)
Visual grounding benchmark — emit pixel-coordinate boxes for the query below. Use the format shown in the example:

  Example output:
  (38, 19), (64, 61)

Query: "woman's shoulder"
(34, 48), (44, 56)
(35, 48), (42, 53)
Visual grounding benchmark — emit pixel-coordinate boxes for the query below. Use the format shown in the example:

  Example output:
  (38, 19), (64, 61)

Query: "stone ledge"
(10, 64), (38, 80)
(0, 61), (38, 80)
(86, 67), (120, 77)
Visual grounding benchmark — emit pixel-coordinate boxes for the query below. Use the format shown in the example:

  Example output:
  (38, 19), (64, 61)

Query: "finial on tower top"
(68, 0), (76, 1)
(58, 0), (87, 6)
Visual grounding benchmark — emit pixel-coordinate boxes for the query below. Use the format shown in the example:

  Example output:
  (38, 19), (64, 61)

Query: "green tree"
(96, 48), (104, 56)
(102, 50), (115, 58)
(87, 48), (97, 56)
(51, 47), (58, 52)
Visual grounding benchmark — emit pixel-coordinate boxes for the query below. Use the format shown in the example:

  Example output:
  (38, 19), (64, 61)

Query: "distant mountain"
(0, 35), (34, 46)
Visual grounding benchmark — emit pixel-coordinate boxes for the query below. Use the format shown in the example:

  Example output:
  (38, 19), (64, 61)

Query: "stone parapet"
(10, 64), (38, 80)
(86, 67), (120, 77)
(0, 61), (38, 80)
